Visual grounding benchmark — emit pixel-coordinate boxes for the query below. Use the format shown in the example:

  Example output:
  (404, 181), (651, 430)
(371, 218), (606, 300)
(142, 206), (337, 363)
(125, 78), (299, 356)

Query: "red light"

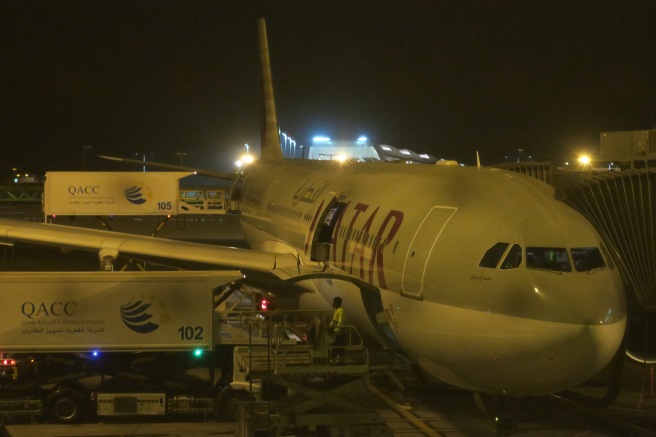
(1, 359), (16, 366)
(260, 298), (268, 311)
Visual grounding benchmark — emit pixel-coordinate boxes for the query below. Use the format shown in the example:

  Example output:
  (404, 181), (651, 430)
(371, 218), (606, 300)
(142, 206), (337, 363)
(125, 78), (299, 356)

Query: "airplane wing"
(0, 218), (297, 273)
(98, 155), (237, 181)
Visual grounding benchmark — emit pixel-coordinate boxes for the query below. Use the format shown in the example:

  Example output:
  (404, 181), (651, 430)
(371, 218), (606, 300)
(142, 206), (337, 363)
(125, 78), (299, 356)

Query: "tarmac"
(2, 361), (656, 436)
(2, 422), (239, 437)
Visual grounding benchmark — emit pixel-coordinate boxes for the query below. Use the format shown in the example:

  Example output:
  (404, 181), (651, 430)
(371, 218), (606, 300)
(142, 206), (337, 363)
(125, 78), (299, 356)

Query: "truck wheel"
(226, 390), (252, 422)
(49, 391), (84, 423)
(216, 388), (252, 422)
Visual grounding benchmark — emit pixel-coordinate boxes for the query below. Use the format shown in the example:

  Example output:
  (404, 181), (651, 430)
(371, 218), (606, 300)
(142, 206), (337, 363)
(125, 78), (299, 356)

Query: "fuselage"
(237, 159), (626, 396)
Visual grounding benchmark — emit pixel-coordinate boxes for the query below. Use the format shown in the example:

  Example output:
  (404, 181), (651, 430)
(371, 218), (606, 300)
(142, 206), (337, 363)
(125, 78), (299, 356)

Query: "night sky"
(2, 0), (656, 176)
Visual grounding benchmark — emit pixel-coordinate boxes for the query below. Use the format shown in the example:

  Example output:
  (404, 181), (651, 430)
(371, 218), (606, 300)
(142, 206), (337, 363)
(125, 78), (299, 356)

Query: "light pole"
(282, 132), (287, 157)
(135, 153), (146, 172)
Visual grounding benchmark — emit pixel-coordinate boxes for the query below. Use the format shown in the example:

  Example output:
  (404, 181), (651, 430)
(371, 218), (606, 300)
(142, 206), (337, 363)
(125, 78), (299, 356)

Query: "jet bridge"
(497, 162), (656, 365)
(556, 168), (656, 363)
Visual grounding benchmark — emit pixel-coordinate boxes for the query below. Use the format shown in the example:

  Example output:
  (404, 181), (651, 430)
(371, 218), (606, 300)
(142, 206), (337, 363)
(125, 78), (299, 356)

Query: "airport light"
(336, 153), (348, 163)
(280, 132), (296, 158)
(578, 154), (591, 167)
(357, 136), (367, 142)
(235, 153), (254, 173)
(313, 136), (331, 143)
(282, 132), (288, 156)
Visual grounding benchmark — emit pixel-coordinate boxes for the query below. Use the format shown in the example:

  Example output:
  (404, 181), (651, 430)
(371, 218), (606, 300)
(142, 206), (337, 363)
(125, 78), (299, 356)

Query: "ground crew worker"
(328, 296), (346, 364)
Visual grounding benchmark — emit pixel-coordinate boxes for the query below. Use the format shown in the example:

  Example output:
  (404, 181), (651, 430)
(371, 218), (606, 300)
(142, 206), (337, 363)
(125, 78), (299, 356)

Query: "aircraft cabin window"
(500, 244), (522, 270)
(526, 247), (571, 272)
(571, 247), (606, 272)
(478, 242), (509, 269)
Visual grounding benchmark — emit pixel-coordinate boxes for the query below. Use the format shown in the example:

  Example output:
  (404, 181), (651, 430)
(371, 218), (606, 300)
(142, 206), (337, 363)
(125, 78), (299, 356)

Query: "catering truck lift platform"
(220, 312), (393, 436)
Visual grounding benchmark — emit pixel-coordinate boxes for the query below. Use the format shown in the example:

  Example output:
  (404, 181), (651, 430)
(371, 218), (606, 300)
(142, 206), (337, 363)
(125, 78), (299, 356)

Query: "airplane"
(0, 19), (626, 397)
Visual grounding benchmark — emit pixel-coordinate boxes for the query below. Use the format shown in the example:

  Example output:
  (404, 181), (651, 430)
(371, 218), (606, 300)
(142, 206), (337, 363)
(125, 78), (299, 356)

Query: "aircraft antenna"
(258, 18), (283, 160)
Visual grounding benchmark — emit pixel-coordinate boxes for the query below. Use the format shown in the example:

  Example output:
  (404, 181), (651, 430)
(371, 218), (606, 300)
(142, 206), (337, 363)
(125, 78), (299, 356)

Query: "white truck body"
(0, 270), (241, 352)
(43, 172), (192, 216)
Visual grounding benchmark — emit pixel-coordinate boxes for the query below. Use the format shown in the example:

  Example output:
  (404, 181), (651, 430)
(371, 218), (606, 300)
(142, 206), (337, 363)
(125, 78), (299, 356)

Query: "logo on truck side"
(120, 301), (159, 334)
(124, 186), (148, 205)
(22, 301), (77, 319)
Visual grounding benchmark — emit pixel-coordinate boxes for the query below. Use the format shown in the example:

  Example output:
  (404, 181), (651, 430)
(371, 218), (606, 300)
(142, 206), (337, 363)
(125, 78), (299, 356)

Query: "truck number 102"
(178, 326), (204, 340)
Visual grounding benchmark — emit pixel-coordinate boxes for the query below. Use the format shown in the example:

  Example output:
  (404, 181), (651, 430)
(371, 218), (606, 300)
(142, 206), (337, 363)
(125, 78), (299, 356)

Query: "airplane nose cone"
(514, 316), (626, 395)
(485, 271), (627, 395)
(511, 271), (627, 395)
(410, 269), (626, 396)
(415, 310), (626, 396)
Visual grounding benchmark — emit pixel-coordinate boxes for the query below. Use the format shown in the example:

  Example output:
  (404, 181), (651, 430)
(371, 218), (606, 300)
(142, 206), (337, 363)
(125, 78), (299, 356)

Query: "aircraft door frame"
(309, 197), (347, 262)
(402, 206), (457, 298)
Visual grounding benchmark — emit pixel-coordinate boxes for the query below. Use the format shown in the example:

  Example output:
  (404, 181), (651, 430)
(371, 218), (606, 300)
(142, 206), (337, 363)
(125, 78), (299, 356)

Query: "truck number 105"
(178, 326), (204, 340)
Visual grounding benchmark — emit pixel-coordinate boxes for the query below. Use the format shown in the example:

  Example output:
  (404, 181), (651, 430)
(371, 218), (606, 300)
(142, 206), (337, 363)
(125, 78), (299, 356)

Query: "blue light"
(91, 350), (100, 357)
(313, 136), (331, 143)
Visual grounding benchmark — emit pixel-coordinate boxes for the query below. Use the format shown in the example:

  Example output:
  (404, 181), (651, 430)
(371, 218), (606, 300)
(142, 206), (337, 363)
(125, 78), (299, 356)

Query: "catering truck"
(0, 270), (243, 423)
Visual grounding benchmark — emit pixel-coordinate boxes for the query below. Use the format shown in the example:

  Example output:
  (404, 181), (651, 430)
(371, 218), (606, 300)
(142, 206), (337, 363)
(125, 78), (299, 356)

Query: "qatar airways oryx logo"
(120, 301), (160, 334)
(124, 185), (148, 205)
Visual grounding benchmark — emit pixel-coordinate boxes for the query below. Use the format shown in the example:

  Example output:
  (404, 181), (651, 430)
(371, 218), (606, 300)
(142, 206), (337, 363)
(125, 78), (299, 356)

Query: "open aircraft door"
(402, 206), (457, 298)
(309, 197), (347, 262)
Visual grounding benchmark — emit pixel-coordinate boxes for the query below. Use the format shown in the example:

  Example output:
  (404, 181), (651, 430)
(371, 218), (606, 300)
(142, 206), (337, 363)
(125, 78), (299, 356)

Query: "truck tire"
(48, 389), (85, 423)
(216, 388), (252, 422)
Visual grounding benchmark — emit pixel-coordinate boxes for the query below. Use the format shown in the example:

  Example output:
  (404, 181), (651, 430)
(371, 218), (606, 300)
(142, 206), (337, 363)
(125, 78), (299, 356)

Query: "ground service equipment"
(0, 272), (393, 436)
(0, 270), (239, 422)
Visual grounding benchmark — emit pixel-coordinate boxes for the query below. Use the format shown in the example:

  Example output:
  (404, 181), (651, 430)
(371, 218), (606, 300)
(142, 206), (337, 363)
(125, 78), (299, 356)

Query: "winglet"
(258, 18), (283, 160)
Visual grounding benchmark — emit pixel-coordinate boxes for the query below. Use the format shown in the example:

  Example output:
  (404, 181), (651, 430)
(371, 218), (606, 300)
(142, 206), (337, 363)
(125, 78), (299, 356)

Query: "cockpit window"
(571, 247), (606, 272)
(500, 244), (522, 270)
(526, 247), (571, 272)
(478, 242), (509, 268)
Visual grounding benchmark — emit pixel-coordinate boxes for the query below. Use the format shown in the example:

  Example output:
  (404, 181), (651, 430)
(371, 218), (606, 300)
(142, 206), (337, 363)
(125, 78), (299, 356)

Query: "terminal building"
(290, 135), (438, 164)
